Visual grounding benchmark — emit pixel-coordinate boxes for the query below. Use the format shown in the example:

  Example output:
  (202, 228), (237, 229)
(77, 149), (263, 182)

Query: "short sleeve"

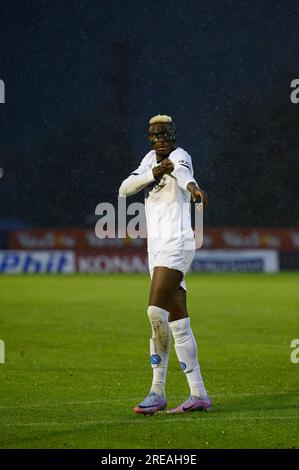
(169, 149), (197, 190)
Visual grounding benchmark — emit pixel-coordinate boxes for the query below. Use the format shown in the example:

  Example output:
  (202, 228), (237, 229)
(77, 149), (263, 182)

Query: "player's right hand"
(152, 159), (174, 179)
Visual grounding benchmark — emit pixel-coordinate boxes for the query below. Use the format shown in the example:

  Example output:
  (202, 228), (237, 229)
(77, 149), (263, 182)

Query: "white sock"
(169, 317), (208, 399)
(147, 305), (171, 397)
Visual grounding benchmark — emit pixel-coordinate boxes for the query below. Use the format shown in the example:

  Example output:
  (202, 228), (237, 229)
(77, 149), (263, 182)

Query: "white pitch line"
(0, 415), (298, 427)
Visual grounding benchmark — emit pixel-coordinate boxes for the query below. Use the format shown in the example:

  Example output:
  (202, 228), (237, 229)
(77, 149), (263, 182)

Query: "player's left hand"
(187, 183), (208, 208)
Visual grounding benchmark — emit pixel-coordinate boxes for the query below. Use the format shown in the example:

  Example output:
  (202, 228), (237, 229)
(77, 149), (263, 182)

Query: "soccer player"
(119, 115), (212, 414)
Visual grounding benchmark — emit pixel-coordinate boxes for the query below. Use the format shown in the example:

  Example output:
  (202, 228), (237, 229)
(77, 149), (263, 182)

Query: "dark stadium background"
(0, 0), (299, 271)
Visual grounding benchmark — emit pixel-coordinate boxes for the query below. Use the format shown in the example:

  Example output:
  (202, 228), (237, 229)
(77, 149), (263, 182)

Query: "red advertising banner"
(10, 229), (145, 250)
(10, 228), (299, 251)
(76, 249), (148, 273)
(202, 228), (299, 251)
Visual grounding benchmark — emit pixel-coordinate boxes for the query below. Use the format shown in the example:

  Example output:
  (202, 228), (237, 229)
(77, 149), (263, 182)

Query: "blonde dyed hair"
(149, 114), (173, 125)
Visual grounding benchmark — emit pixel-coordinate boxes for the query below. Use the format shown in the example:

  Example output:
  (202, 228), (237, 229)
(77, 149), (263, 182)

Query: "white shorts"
(148, 250), (195, 291)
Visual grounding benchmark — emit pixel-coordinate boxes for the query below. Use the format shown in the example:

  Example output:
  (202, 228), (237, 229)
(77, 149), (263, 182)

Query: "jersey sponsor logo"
(145, 176), (166, 198)
(153, 175), (166, 190)
(151, 354), (161, 365)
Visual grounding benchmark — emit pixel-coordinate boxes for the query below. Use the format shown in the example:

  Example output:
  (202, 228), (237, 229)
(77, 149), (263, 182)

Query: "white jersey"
(119, 147), (197, 253)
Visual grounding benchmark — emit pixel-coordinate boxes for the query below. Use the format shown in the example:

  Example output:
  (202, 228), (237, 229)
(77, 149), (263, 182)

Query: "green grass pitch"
(0, 273), (298, 449)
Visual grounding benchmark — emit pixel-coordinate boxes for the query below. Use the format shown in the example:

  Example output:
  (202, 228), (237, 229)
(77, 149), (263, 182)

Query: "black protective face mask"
(148, 129), (176, 144)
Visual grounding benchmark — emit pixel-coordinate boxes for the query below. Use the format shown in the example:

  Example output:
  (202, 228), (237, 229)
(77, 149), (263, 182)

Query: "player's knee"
(169, 317), (191, 343)
(147, 305), (169, 330)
